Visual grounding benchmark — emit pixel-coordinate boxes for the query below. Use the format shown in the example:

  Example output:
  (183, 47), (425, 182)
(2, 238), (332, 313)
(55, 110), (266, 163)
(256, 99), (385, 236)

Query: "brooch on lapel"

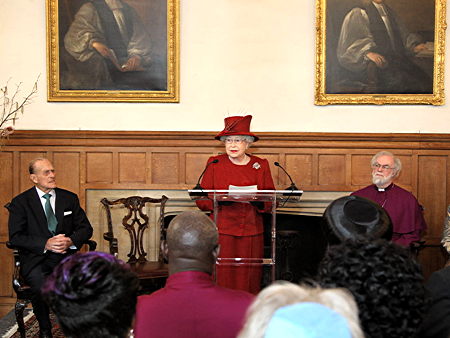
(253, 162), (261, 170)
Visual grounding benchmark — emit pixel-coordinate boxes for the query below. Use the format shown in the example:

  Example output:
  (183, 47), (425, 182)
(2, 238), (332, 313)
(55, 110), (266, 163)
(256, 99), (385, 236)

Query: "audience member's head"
(323, 195), (392, 245)
(42, 252), (139, 338)
(238, 282), (363, 338)
(164, 210), (219, 275)
(319, 239), (426, 338)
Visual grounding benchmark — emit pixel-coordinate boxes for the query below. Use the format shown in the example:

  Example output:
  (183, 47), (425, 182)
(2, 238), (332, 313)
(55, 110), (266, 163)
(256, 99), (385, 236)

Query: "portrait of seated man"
(61, 0), (167, 91)
(327, 0), (434, 94)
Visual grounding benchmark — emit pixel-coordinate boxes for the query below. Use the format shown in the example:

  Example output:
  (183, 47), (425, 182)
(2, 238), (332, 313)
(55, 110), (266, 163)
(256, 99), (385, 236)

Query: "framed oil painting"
(47, 0), (179, 102)
(315, 0), (446, 105)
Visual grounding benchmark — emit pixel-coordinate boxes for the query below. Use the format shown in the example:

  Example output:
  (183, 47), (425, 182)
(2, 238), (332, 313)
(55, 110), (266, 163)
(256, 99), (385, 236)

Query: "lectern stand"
(189, 189), (302, 283)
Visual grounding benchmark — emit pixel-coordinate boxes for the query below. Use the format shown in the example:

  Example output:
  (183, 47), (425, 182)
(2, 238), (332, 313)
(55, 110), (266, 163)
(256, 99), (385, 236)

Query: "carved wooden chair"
(5, 241), (33, 338)
(5, 202), (97, 338)
(101, 195), (169, 294)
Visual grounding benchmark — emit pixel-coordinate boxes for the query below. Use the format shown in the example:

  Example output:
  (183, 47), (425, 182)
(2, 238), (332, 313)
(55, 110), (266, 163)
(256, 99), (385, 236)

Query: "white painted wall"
(1, 0), (449, 133)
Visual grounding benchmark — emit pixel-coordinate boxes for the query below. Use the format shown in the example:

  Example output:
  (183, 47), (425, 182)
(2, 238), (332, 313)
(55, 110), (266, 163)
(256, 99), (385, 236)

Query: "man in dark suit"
(418, 265), (450, 338)
(8, 158), (93, 338)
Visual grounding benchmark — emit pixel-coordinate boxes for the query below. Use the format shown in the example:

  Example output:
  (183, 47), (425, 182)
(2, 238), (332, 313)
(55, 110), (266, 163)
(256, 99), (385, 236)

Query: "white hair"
(371, 151), (402, 178)
(237, 281), (364, 338)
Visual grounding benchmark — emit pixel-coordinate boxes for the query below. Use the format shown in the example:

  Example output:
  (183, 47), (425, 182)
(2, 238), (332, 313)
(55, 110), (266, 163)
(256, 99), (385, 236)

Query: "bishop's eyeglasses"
(372, 163), (395, 170)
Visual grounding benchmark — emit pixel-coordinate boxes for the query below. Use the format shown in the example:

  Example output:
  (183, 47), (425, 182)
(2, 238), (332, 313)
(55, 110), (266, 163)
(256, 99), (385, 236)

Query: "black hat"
(323, 195), (392, 243)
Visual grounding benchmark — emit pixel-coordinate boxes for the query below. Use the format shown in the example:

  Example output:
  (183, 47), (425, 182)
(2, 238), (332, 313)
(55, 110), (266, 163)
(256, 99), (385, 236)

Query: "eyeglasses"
(224, 137), (246, 144)
(372, 163), (395, 170)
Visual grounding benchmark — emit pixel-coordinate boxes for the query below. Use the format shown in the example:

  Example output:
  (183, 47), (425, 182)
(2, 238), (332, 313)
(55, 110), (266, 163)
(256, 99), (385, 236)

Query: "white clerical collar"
(105, 0), (124, 10)
(375, 183), (394, 192)
(372, 2), (388, 16)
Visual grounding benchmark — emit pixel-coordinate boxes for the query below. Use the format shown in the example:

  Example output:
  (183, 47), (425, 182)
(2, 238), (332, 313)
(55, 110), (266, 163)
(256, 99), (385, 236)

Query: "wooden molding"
(4, 130), (450, 149)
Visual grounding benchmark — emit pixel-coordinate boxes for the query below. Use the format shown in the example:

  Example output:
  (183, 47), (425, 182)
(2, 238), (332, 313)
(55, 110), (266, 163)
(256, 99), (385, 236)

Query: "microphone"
(190, 159), (219, 195)
(274, 162), (301, 195)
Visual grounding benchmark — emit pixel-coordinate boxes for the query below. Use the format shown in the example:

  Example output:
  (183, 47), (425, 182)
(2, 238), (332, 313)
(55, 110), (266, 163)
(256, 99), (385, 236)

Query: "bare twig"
(0, 75), (39, 143)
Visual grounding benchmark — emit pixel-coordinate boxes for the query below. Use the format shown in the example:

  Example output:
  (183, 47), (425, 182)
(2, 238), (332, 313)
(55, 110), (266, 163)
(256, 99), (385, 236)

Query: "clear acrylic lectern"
(189, 189), (302, 282)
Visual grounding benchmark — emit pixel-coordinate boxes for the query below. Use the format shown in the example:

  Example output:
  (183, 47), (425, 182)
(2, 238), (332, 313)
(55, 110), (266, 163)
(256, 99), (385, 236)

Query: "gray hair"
(237, 282), (364, 338)
(29, 157), (49, 174)
(371, 151), (402, 177)
(220, 135), (254, 144)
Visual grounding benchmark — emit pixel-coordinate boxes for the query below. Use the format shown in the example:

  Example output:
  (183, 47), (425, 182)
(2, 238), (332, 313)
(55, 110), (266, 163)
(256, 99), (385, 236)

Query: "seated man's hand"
(45, 234), (73, 254)
(92, 41), (113, 59)
(413, 43), (427, 54)
(122, 55), (142, 71)
(366, 52), (388, 68)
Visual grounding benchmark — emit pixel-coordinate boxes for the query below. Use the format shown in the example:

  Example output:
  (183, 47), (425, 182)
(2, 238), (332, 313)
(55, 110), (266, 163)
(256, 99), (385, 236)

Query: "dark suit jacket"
(8, 187), (93, 277)
(418, 266), (450, 338)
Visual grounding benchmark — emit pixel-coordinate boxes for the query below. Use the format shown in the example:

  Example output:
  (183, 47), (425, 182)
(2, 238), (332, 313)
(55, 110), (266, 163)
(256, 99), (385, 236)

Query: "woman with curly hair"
(42, 251), (139, 338)
(318, 239), (427, 338)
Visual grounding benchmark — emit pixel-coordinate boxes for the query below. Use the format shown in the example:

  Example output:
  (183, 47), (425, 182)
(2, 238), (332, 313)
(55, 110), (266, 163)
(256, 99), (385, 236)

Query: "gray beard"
(372, 175), (392, 187)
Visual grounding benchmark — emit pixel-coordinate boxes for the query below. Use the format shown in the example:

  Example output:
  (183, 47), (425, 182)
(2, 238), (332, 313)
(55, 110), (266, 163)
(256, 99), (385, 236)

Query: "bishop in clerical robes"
(351, 151), (427, 247)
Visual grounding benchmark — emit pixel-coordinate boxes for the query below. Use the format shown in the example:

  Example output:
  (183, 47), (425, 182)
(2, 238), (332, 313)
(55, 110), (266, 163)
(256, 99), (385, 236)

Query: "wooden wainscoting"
(1, 131), (449, 315)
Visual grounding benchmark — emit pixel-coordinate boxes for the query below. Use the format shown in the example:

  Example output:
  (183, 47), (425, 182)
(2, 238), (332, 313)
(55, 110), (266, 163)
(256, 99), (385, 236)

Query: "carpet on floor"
(0, 310), (64, 338)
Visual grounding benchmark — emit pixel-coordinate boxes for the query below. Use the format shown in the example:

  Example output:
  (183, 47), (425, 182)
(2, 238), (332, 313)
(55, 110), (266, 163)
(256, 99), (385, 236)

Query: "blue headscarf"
(264, 302), (352, 338)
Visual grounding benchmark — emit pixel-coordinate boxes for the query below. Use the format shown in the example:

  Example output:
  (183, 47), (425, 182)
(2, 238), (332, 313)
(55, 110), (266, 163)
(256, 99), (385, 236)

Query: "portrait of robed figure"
(315, 0), (445, 105)
(47, 0), (179, 102)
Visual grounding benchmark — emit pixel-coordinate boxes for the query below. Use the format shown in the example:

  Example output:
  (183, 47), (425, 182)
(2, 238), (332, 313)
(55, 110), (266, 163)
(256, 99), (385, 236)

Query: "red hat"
(215, 115), (259, 141)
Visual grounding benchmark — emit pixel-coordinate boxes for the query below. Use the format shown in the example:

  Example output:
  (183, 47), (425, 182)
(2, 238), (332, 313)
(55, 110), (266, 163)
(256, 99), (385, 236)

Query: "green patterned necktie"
(43, 193), (57, 235)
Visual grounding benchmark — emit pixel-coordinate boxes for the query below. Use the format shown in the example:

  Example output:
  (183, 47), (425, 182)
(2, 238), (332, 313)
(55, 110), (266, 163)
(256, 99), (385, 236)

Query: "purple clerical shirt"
(134, 270), (255, 338)
(351, 184), (427, 247)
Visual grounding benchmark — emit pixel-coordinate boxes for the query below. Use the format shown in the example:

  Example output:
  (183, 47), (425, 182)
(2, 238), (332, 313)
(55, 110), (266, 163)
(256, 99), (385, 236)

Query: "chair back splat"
(101, 195), (169, 293)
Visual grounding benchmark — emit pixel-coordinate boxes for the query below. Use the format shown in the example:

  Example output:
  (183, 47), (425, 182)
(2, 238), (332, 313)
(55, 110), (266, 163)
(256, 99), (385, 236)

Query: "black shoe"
(39, 329), (53, 338)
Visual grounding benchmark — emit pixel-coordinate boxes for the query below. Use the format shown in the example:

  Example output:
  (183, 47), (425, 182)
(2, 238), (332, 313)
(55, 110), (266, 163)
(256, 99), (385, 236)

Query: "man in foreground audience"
(134, 210), (255, 338)
(351, 151), (427, 247)
(319, 239), (426, 338)
(417, 264), (450, 338)
(42, 252), (139, 338)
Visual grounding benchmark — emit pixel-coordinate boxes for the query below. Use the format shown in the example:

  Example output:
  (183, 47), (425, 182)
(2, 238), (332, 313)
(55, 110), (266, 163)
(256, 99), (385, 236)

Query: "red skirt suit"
(196, 153), (275, 294)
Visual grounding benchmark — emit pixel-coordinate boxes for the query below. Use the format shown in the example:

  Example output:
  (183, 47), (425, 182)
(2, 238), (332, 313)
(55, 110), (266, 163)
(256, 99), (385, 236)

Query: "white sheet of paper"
(228, 185), (257, 191)
(227, 185), (258, 201)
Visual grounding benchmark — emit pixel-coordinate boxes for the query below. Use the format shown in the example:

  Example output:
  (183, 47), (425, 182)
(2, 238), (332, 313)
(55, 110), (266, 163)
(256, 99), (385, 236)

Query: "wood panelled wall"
(1, 131), (449, 315)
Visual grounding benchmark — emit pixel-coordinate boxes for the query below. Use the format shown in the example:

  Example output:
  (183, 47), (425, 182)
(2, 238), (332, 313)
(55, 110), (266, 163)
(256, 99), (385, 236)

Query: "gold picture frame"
(315, 0), (446, 105)
(46, 0), (179, 102)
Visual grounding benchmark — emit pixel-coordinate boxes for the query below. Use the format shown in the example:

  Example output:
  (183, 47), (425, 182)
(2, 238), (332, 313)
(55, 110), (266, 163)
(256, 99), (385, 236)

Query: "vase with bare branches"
(0, 77), (39, 147)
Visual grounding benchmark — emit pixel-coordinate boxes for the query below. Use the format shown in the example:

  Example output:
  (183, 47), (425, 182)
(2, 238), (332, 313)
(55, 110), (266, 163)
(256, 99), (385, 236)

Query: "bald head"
(165, 211), (219, 274)
(167, 211), (218, 256)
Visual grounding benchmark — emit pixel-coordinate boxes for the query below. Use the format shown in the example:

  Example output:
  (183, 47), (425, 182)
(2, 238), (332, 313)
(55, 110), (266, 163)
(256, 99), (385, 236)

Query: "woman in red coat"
(196, 115), (275, 294)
